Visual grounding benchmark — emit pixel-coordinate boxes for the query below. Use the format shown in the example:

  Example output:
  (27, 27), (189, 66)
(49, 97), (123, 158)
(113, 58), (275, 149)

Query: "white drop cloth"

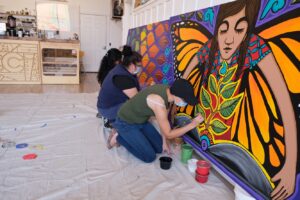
(0, 93), (234, 200)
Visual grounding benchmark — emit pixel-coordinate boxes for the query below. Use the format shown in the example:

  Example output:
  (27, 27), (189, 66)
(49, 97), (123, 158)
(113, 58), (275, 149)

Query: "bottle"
(18, 29), (23, 38)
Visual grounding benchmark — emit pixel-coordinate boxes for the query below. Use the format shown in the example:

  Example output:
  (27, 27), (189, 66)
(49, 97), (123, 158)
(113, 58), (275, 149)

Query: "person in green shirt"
(110, 79), (204, 163)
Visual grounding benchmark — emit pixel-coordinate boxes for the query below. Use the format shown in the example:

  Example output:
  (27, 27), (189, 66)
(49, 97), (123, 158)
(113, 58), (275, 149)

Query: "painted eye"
(236, 28), (244, 34)
(220, 29), (227, 34)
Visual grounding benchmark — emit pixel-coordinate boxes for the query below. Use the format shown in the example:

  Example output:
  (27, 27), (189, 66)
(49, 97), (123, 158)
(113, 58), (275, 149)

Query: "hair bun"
(122, 45), (133, 57)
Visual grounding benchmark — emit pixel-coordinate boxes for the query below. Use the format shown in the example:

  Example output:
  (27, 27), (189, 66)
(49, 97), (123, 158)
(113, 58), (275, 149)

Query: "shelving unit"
(0, 13), (37, 35)
(40, 41), (80, 84)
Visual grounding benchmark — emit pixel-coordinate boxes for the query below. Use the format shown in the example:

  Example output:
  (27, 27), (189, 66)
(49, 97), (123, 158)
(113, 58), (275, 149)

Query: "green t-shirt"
(118, 84), (169, 124)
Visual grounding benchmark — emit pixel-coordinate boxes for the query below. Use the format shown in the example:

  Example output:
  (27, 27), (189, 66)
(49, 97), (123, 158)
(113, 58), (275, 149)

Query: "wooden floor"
(0, 73), (100, 94)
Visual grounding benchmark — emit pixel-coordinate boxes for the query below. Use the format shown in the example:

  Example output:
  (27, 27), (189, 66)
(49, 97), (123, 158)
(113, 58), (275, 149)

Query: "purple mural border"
(183, 135), (266, 200)
(256, 0), (300, 27)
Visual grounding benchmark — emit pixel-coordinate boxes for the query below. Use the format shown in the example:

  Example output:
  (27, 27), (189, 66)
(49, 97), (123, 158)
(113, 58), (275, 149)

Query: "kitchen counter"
(0, 38), (80, 84)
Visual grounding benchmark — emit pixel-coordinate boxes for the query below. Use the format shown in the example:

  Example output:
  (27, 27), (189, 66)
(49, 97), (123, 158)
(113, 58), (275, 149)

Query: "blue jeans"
(98, 103), (123, 123)
(113, 117), (163, 163)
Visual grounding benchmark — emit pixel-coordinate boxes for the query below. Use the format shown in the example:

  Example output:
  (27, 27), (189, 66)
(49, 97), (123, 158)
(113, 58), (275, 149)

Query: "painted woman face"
(217, 7), (248, 61)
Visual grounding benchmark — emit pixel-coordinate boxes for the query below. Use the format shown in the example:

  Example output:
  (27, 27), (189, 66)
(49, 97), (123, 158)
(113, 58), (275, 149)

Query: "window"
(36, 1), (70, 31)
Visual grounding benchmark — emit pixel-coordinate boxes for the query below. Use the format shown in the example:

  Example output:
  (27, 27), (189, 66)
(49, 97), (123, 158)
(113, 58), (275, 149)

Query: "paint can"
(196, 160), (211, 175)
(159, 156), (173, 170)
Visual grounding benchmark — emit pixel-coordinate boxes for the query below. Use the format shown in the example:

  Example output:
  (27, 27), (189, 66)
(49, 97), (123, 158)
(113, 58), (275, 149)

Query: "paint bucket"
(187, 158), (198, 173)
(159, 156), (173, 170)
(195, 170), (209, 183)
(196, 160), (211, 175)
(181, 144), (193, 164)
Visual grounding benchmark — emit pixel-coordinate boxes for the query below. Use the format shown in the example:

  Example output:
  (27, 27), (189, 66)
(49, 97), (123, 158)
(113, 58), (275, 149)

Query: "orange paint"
(269, 42), (300, 93)
(259, 17), (300, 39)
(147, 32), (155, 46)
(149, 45), (159, 58)
(269, 144), (281, 167)
(274, 138), (285, 157)
(255, 71), (278, 119)
(180, 28), (208, 42)
(249, 74), (270, 143)
(273, 122), (284, 138)
(155, 24), (164, 37)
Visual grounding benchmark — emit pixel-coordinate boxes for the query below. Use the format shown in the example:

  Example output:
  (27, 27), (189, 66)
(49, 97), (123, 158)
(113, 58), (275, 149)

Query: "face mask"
(175, 100), (187, 107)
(133, 66), (141, 75)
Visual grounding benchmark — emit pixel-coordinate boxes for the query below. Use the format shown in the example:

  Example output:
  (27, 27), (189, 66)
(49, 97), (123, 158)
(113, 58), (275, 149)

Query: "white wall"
(122, 0), (235, 43)
(0, 0), (123, 49)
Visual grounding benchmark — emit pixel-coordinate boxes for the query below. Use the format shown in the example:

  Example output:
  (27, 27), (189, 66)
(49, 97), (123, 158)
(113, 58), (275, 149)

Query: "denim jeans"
(113, 117), (162, 163)
(98, 103), (123, 123)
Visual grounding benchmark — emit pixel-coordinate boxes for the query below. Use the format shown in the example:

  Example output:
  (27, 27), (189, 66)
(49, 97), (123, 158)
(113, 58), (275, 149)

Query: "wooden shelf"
(40, 41), (80, 84)
(42, 61), (77, 65)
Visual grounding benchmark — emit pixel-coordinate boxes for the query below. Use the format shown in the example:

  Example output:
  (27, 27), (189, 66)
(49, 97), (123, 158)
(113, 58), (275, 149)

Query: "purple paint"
(288, 174), (300, 199)
(256, 0), (300, 27)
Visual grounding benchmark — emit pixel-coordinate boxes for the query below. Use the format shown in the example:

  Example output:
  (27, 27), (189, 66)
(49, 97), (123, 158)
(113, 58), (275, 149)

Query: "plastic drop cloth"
(0, 93), (234, 200)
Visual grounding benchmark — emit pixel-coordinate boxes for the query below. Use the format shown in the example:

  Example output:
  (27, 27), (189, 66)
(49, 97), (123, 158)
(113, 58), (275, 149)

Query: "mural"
(170, 0), (300, 199)
(126, 0), (299, 199)
(127, 20), (174, 87)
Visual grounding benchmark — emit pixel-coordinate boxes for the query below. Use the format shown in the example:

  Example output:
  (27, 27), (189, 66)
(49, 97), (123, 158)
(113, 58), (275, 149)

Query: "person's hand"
(191, 114), (204, 128)
(271, 161), (296, 200)
(163, 139), (171, 155)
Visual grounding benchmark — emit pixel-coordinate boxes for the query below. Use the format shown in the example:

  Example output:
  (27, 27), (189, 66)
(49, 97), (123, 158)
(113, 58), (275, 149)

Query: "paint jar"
(187, 158), (198, 173)
(181, 144), (193, 164)
(195, 170), (209, 183)
(159, 156), (173, 170)
(196, 160), (211, 175)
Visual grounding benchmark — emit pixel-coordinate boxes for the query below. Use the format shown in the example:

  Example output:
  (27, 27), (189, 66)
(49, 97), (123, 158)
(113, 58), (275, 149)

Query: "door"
(80, 14), (107, 72)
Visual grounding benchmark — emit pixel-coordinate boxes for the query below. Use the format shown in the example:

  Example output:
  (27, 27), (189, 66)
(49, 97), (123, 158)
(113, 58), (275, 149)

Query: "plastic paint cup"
(181, 144), (193, 164)
(187, 158), (198, 173)
(196, 160), (211, 175)
(159, 156), (173, 170)
(195, 170), (209, 183)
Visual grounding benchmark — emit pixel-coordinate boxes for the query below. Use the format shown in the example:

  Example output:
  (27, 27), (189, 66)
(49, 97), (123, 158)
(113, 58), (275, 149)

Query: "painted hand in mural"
(271, 161), (296, 199)
(258, 53), (298, 200)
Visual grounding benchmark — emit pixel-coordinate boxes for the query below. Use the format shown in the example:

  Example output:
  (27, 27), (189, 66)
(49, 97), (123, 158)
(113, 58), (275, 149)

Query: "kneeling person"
(114, 79), (204, 163)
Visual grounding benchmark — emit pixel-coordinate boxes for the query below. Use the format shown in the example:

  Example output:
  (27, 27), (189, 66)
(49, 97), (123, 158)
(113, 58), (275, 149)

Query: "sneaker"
(103, 118), (113, 129)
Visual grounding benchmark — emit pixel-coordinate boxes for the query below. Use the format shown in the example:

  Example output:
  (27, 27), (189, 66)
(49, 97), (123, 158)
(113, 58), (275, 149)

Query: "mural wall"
(127, 20), (174, 87)
(127, 0), (300, 199)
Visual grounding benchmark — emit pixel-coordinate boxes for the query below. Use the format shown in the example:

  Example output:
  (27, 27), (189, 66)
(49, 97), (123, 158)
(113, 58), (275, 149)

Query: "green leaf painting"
(200, 87), (212, 109)
(195, 104), (206, 119)
(208, 75), (218, 95)
(219, 94), (243, 118)
(221, 81), (239, 99)
(210, 119), (228, 135)
(223, 66), (237, 83)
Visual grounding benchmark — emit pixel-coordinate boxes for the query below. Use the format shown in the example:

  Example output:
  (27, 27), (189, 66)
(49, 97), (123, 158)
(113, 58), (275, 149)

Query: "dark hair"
(122, 45), (142, 67)
(97, 48), (122, 84)
(209, 0), (260, 78)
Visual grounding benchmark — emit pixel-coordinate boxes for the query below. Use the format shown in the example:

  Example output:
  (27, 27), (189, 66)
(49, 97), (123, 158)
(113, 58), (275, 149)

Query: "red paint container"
(196, 160), (210, 175)
(195, 170), (209, 183)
